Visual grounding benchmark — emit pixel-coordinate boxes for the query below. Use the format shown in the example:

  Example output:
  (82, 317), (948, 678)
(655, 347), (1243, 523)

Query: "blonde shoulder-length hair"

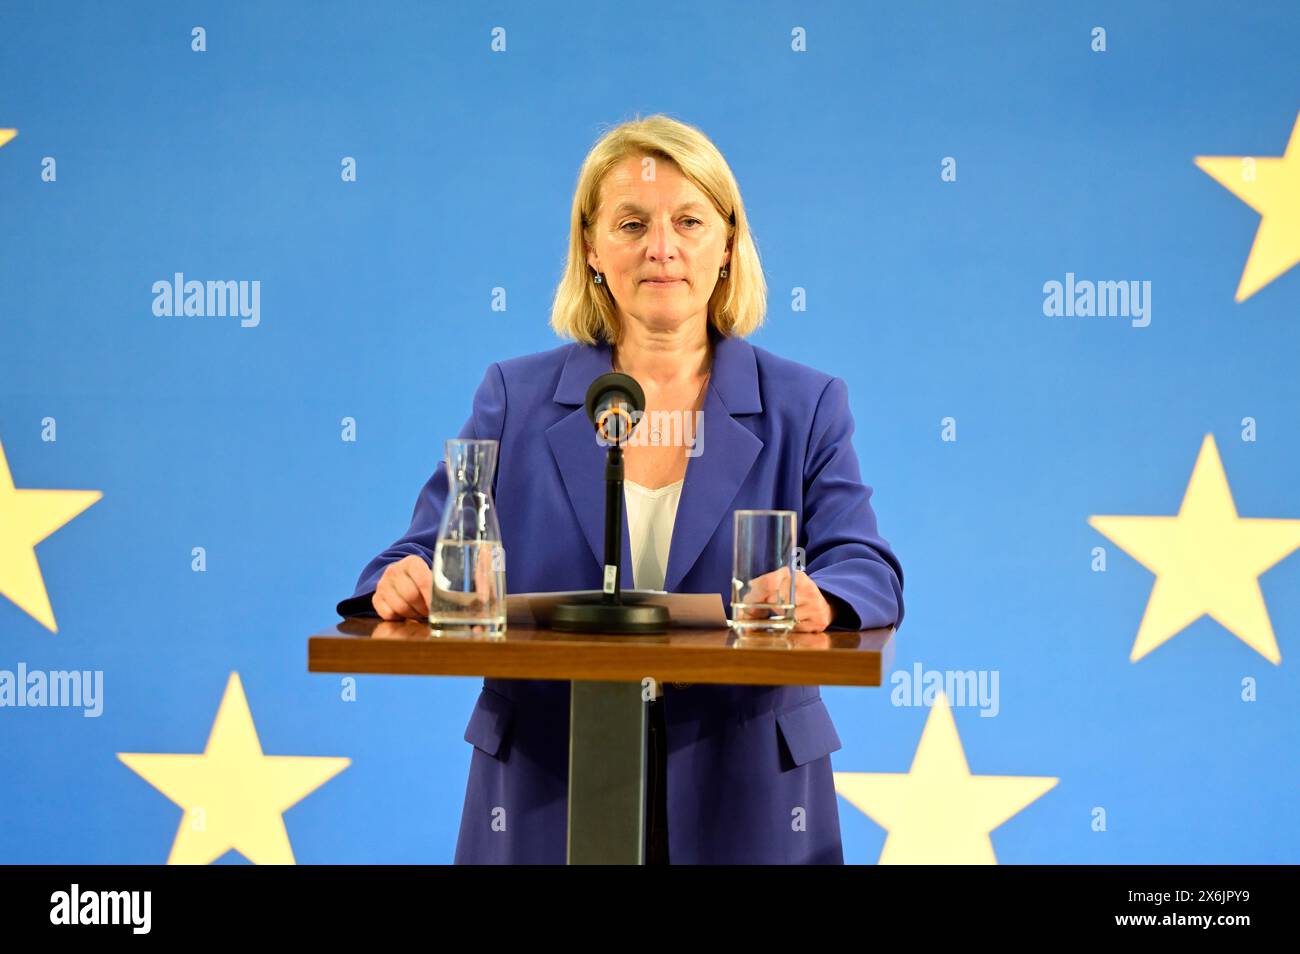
(549, 114), (767, 345)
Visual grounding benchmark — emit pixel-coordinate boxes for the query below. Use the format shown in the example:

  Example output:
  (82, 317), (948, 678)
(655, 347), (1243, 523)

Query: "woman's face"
(586, 155), (731, 337)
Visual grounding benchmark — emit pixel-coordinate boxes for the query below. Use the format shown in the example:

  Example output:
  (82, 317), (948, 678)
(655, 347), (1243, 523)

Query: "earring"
(719, 265), (728, 278)
(593, 272), (603, 284)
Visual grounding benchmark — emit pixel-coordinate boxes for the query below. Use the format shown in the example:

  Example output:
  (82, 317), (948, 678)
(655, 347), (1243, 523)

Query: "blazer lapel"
(663, 379), (762, 592)
(545, 340), (634, 581)
(545, 324), (764, 593)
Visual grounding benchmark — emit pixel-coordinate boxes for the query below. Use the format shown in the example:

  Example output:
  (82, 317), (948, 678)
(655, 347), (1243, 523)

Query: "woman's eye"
(620, 219), (702, 232)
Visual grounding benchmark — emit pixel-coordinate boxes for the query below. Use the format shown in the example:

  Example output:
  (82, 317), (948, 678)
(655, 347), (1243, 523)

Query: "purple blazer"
(337, 322), (904, 864)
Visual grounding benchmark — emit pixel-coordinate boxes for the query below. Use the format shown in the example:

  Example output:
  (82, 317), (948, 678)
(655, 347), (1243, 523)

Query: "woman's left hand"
(737, 566), (837, 633)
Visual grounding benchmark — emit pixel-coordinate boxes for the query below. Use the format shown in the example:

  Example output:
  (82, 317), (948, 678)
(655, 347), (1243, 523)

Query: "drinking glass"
(730, 510), (797, 638)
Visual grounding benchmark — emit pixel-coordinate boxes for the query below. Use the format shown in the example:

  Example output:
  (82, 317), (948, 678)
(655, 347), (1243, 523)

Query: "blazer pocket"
(463, 686), (516, 759)
(775, 696), (843, 769)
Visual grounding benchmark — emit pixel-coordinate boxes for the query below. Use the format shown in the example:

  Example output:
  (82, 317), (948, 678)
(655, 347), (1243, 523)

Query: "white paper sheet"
(505, 589), (727, 629)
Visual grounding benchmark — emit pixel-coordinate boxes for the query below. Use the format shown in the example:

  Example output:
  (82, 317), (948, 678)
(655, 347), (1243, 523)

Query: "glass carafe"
(429, 438), (507, 637)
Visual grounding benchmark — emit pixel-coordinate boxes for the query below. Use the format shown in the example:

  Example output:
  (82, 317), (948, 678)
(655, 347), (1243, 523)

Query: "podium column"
(567, 680), (647, 864)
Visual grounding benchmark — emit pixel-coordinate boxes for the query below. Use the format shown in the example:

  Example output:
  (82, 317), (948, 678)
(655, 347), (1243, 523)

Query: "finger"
(789, 579), (807, 630)
(762, 566), (793, 605)
(791, 606), (820, 633)
(377, 571), (419, 619)
(787, 572), (807, 631)
(404, 555), (433, 589)
(384, 587), (419, 619)
(792, 611), (820, 633)
(792, 572), (827, 632)
(748, 569), (778, 602)
(738, 575), (768, 617)
(390, 568), (428, 618)
(373, 591), (399, 621)
(402, 560), (433, 615)
(792, 570), (816, 606)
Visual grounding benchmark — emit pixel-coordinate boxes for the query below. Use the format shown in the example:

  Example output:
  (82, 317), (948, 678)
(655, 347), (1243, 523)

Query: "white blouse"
(624, 477), (683, 592)
(625, 477), (684, 700)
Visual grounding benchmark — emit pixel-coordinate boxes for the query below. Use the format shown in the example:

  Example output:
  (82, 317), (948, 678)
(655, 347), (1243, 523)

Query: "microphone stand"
(551, 380), (671, 635)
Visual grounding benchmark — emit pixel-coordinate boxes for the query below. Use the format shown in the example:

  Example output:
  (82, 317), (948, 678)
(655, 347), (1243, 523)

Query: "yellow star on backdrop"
(0, 130), (16, 149)
(1089, 434), (1300, 664)
(0, 438), (101, 633)
(834, 693), (1058, 864)
(119, 672), (350, 865)
(1196, 110), (1300, 301)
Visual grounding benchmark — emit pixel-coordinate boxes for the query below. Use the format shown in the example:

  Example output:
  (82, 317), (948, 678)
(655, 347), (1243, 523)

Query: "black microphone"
(585, 372), (646, 445)
(551, 370), (670, 634)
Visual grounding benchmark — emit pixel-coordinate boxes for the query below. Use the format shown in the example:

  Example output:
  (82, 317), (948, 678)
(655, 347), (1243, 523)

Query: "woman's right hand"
(373, 554), (433, 621)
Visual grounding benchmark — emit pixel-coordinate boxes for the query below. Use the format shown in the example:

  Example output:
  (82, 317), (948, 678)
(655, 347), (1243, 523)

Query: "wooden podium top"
(308, 618), (895, 687)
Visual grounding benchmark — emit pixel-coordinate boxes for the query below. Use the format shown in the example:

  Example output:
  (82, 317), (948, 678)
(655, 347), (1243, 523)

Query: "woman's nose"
(645, 218), (678, 261)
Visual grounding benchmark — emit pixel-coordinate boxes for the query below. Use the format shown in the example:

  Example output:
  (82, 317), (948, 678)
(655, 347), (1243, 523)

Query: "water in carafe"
(429, 439), (507, 637)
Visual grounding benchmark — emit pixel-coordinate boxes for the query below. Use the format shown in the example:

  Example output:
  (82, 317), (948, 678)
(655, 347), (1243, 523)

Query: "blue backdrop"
(2, 0), (1297, 864)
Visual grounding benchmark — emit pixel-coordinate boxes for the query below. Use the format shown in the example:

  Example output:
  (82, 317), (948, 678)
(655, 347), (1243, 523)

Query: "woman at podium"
(337, 114), (904, 864)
